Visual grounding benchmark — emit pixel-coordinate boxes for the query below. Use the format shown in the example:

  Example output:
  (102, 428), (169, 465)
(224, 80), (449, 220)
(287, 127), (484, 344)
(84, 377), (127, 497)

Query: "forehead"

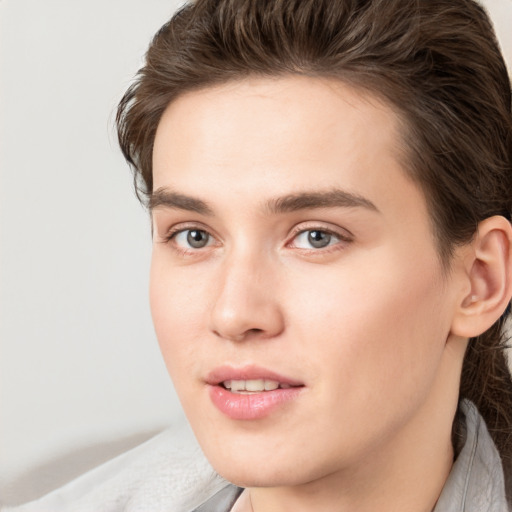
(152, 76), (426, 225)
(155, 76), (400, 156)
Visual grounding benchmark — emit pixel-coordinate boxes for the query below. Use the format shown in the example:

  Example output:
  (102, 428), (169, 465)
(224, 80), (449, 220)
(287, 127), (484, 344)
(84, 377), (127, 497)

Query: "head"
(117, 0), (512, 489)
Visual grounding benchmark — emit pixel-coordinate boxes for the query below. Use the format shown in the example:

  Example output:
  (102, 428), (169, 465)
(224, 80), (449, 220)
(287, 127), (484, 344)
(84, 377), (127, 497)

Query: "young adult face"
(150, 76), (467, 489)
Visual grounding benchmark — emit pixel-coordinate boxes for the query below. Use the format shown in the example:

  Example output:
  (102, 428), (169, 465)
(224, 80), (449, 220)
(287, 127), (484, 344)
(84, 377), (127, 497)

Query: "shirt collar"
(434, 399), (508, 511)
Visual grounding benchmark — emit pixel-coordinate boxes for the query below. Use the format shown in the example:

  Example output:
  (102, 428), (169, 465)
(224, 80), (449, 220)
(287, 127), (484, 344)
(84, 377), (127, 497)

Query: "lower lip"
(208, 385), (303, 420)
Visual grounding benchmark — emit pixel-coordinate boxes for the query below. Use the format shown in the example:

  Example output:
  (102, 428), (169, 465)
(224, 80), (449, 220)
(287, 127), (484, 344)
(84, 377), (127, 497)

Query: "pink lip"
(206, 365), (304, 421)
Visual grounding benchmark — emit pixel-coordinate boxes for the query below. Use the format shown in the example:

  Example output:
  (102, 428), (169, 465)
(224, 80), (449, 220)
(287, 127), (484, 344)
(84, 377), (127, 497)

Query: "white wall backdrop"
(1, 0), (511, 506)
(0, 0), (185, 505)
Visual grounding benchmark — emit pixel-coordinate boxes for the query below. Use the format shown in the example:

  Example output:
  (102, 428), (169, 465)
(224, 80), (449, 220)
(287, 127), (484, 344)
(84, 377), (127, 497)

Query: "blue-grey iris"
(308, 230), (331, 248)
(187, 230), (209, 248)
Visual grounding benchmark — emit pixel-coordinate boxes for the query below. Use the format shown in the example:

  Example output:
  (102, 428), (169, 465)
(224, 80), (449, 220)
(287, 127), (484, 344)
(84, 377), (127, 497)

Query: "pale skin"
(149, 76), (512, 512)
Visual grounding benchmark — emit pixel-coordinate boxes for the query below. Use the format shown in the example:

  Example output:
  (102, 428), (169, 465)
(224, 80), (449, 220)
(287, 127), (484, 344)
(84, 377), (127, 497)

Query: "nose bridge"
(209, 244), (283, 341)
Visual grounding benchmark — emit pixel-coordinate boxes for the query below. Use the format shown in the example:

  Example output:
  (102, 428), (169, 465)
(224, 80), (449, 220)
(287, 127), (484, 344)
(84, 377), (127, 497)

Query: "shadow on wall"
(1, 429), (162, 507)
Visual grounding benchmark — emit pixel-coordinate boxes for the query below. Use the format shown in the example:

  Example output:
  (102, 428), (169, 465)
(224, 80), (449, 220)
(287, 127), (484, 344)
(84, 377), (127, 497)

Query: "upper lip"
(205, 365), (304, 387)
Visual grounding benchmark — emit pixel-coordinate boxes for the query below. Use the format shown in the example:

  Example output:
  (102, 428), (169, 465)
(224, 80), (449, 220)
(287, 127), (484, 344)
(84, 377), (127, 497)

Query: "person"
(116, 0), (512, 510)
(6, 0), (511, 511)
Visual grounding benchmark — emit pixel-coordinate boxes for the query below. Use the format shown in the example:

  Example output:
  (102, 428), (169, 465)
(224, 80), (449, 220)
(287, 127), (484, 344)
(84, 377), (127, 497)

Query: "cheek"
(149, 255), (209, 384)
(288, 249), (450, 406)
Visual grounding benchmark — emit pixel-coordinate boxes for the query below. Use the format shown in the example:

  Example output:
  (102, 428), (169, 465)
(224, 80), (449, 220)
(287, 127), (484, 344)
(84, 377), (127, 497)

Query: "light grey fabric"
(433, 400), (508, 512)
(192, 485), (243, 512)
(1, 422), (228, 512)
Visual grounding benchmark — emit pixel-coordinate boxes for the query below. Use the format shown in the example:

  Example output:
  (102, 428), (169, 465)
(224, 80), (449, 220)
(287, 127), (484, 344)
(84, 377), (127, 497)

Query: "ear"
(450, 216), (512, 338)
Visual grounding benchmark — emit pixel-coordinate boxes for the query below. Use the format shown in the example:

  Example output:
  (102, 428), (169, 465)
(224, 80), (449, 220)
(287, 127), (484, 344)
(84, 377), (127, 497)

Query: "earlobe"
(451, 216), (512, 338)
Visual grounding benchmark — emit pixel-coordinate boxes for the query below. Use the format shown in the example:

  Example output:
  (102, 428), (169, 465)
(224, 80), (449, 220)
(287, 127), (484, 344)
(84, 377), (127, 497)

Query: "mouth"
(206, 365), (304, 390)
(221, 379), (295, 393)
(206, 366), (304, 420)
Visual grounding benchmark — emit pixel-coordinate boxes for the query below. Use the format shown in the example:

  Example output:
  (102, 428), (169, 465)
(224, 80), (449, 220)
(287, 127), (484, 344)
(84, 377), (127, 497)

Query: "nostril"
(212, 327), (266, 342)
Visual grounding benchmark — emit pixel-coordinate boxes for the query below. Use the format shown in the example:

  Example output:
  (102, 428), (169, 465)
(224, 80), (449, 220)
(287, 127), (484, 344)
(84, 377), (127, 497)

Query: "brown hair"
(117, 0), (512, 484)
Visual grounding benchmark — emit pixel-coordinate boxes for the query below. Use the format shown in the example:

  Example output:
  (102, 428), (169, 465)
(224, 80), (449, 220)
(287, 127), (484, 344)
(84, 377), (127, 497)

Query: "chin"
(200, 441), (326, 489)
(213, 462), (307, 488)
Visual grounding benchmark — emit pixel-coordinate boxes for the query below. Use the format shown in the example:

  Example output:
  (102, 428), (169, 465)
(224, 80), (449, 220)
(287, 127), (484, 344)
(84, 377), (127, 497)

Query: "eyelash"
(161, 224), (352, 254)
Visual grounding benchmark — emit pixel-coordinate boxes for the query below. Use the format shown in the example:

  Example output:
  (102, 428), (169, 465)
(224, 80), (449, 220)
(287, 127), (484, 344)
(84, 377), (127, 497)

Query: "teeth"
(222, 379), (281, 393)
(246, 379), (265, 392)
(264, 380), (279, 391)
(232, 380), (249, 392)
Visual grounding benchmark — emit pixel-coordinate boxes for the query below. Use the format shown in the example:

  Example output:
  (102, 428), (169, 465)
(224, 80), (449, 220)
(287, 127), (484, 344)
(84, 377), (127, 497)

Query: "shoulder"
(2, 423), (230, 512)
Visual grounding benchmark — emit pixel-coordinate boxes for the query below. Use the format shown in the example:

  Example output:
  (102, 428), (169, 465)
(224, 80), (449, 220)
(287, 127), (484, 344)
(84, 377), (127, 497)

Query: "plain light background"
(1, 0), (511, 506)
(0, 0), (185, 505)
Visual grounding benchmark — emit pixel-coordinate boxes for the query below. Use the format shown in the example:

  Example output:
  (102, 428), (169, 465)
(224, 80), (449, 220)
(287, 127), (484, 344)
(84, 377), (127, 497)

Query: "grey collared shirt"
(194, 400), (509, 512)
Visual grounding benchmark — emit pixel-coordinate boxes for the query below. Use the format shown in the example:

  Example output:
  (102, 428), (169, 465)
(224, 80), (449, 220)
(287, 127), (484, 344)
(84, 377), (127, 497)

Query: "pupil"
(308, 230), (330, 248)
(187, 230), (208, 248)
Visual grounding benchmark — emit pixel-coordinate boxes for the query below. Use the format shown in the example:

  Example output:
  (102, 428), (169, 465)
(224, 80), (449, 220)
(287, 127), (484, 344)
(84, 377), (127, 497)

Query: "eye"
(292, 229), (341, 249)
(173, 229), (213, 249)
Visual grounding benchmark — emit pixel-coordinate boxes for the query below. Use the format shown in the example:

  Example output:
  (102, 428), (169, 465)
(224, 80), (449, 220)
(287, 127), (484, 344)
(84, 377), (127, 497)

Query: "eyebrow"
(266, 189), (379, 214)
(149, 188), (214, 215)
(149, 187), (379, 215)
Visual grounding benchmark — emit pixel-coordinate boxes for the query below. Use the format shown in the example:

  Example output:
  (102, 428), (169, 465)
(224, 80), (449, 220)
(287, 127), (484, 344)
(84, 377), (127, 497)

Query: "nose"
(209, 252), (285, 342)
